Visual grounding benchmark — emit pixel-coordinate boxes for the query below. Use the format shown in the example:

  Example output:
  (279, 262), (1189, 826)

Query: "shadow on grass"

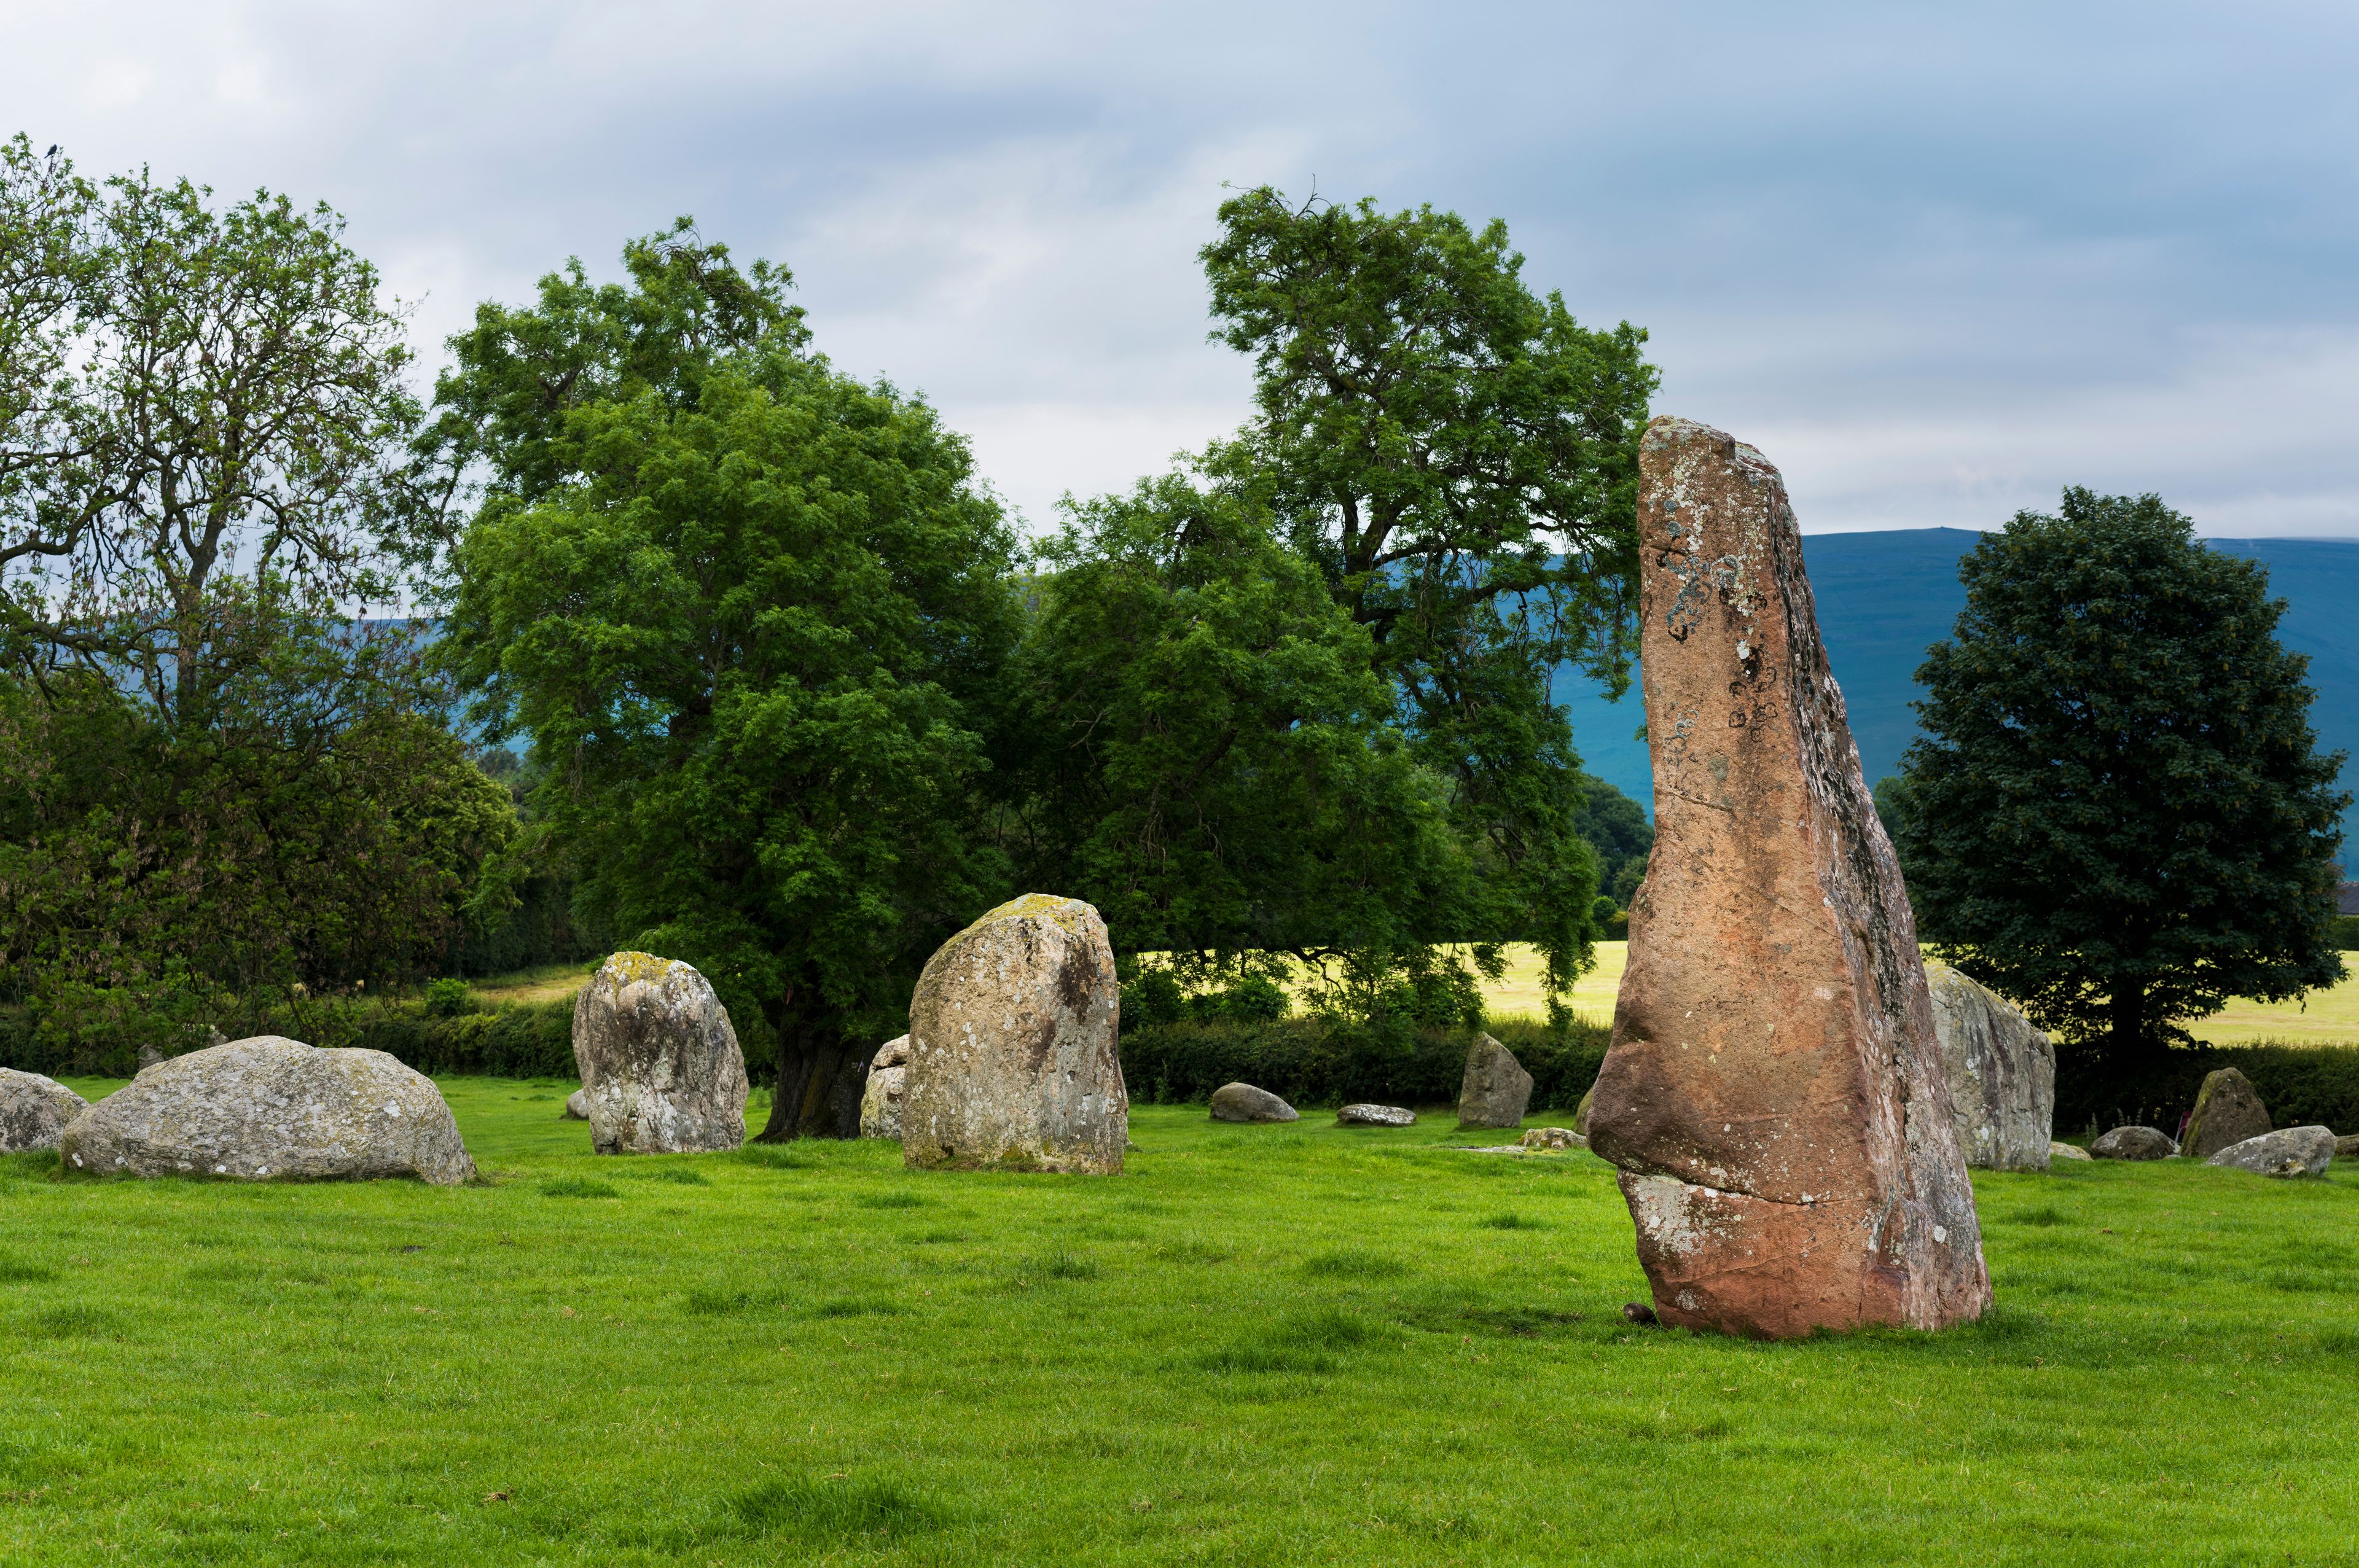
(1195, 1306), (1374, 1375)
(1301, 1248), (1406, 1279)
(540, 1177), (620, 1199)
(727, 1474), (952, 1548)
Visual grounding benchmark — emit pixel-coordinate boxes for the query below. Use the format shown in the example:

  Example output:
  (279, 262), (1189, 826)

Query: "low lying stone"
(2090, 1126), (2176, 1161)
(2049, 1141), (2092, 1162)
(1209, 1083), (1297, 1123)
(1522, 1126), (1584, 1151)
(2337, 1134), (2359, 1161)
(562, 1090), (589, 1121)
(0, 1068), (88, 1153)
(1337, 1104), (1415, 1127)
(58, 1037), (474, 1185)
(2207, 1126), (2335, 1178)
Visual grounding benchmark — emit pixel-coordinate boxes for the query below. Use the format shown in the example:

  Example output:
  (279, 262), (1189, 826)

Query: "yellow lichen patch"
(971, 893), (1093, 936)
(603, 951), (676, 986)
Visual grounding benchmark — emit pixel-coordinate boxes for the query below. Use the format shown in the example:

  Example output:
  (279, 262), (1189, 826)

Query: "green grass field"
(6, 1081), (2357, 1565)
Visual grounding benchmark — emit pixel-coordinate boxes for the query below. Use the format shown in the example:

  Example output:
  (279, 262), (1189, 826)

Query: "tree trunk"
(2107, 978), (2154, 1063)
(755, 1001), (867, 1141)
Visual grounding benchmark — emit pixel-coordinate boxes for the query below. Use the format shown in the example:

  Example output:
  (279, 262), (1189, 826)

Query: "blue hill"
(1560, 531), (2359, 854)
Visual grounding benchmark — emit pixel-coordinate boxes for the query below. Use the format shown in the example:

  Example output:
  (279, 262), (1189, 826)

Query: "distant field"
(1474, 942), (2359, 1048)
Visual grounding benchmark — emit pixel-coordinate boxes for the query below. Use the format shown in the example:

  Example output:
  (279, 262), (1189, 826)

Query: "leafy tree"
(0, 592), (515, 1059)
(1196, 189), (1656, 1008)
(1009, 473), (1494, 1023)
(0, 136), (422, 714)
(1896, 489), (2349, 1058)
(431, 225), (1020, 1138)
(1572, 771), (1653, 905)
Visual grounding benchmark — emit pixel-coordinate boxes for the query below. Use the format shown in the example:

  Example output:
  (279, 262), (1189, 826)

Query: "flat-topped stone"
(2207, 1126), (2334, 1177)
(1337, 1104), (1415, 1127)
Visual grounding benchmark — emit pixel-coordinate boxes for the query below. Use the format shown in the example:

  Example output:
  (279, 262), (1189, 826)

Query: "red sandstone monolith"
(1587, 417), (1990, 1338)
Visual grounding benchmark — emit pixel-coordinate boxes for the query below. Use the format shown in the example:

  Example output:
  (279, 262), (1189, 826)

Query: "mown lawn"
(4, 1082), (2357, 1565)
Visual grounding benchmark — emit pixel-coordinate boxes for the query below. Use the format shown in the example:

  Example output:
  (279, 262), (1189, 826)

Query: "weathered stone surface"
(2207, 1126), (2334, 1177)
(904, 894), (1127, 1172)
(2183, 1067), (2271, 1160)
(1575, 1086), (1595, 1138)
(2049, 1141), (2092, 1162)
(2090, 1125), (2177, 1160)
(874, 1034), (911, 1071)
(859, 1067), (907, 1140)
(1586, 418), (1989, 1340)
(1208, 1082), (1297, 1123)
(1337, 1103), (1415, 1127)
(1457, 1034), (1533, 1129)
(1925, 964), (2054, 1171)
(57, 1037), (473, 1184)
(0, 1069), (88, 1153)
(572, 953), (748, 1155)
(2337, 1134), (2359, 1161)
(562, 1090), (588, 1121)
(1522, 1126), (1584, 1151)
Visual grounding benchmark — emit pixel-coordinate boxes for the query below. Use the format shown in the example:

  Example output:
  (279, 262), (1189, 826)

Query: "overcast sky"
(9, 0), (2355, 536)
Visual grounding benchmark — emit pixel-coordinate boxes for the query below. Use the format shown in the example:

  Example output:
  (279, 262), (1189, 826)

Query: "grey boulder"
(2049, 1141), (2092, 1162)
(2091, 1125), (2177, 1161)
(57, 1037), (473, 1184)
(861, 1037), (910, 1141)
(1521, 1126), (1584, 1151)
(2207, 1126), (2335, 1178)
(1209, 1083), (1297, 1123)
(561, 1090), (589, 1120)
(573, 953), (748, 1155)
(1926, 964), (2056, 1171)
(2183, 1067), (2271, 1160)
(1457, 1033), (1532, 1129)
(904, 895), (1128, 1172)
(0, 1069), (88, 1153)
(2337, 1134), (2359, 1161)
(1337, 1103), (1415, 1127)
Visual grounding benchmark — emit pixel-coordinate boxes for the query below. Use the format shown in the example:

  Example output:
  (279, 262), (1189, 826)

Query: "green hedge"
(1117, 1015), (1610, 1113)
(0, 996), (580, 1083)
(2058, 1042), (2359, 1140)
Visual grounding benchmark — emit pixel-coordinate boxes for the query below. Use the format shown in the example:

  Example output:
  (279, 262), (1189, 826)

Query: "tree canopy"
(1895, 488), (2349, 1056)
(430, 224), (1020, 1137)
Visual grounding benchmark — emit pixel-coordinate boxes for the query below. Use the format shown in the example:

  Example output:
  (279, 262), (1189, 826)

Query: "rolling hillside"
(1561, 529), (2359, 852)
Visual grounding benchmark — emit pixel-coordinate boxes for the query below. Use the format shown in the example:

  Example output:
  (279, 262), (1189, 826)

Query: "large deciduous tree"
(431, 224), (1019, 1138)
(1193, 189), (1657, 1007)
(1009, 472), (1488, 1017)
(1896, 489), (2349, 1060)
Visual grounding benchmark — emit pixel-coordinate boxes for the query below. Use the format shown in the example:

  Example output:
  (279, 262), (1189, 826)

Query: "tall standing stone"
(2182, 1067), (2270, 1160)
(1457, 1034), (1533, 1128)
(572, 953), (748, 1155)
(1926, 964), (2056, 1171)
(903, 894), (1127, 1173)
(1586, 418), (1990, 1338)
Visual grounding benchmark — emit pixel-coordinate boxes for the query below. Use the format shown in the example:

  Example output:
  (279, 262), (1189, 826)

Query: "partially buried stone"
(2206, 1126), (2335, 1178)
(573, 953), (748, 1155)
(1522, 1126), (1583, 1151)
(1584, 418), (1989, 1339)
(1457, 1034), (1532, 1129)
(2337, 1134), (2359, 1161)
(2090, 1126), (2177, 1161)
(861, 1036), (910, 1141)
(57, 1036), (474, 1184)
(1337, 1104), (1415, 1127)
(903, 895), (1127, 1173)
(561, 1089), (588, 1120)
(1926, 964), (2055, 1171)
(0, 1068), (88, 1153)
(2049, 1141), (2092, 1163)
(1208, 1083), (1297, 1123)
(2182, 1067), (2271, 1160)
